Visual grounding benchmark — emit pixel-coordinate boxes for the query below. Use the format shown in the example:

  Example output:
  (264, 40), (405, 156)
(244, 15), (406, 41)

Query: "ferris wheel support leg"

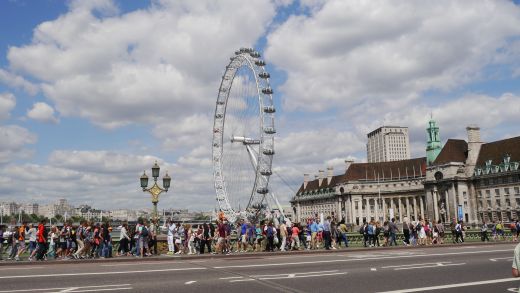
(245, 145), (258, 171)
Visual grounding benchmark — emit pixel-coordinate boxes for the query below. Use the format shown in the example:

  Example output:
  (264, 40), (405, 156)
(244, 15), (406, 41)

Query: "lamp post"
(140, 161), (171, 222)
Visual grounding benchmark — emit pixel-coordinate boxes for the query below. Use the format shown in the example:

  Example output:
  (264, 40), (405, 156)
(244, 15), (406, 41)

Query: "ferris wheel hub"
(231, 136), (261, 145)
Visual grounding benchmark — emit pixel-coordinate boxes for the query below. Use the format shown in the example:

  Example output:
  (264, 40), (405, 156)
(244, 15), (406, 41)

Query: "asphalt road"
(0, 243), (518, 293)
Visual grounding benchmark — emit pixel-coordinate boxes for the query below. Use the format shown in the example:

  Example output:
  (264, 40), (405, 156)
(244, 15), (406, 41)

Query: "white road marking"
(184, 281), (197, 285)
(251, 270), (339, 278)
(213, 248), (512, 269)
(382, 262), (465, 271)
(382, 262), (442, 268)
(230, 278), (255, 283)
(101, 261), (183, 267)
(0, 267), (206, 279)
(376, 277), (518, 293)
(62, 288), (132, 293)
(371, 268), (377, 271)
(0, 266), (44, 271)
(229, 272), (347, 282)
(490, 257), (513, 262)
(0, 284), (132, 293)
(219, 276), (244, 280)
(393, 263), (465, 270)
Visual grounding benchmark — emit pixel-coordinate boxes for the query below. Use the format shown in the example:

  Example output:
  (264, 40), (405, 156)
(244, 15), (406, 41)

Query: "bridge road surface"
(0, 244), (518, 293)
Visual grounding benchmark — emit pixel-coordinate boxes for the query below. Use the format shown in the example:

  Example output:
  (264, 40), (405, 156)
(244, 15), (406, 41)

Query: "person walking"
(402, 218), (410, 246)
(200, 223), (212, 254)
(265, 222), (275, 252)
(35, 219), (48, 261)
(279, 221), (288, 251)
(323, 216), (332, 250)
(455, 220), (464, 243)
(15, 222), (27, 261)
(374, 221), (381, 247)
(290, 223), (300, 250)
(338, 220), (349, 248)
(436, 220), (445, 244)
(360, 221), (369, 247)
(163, 218), (175, 255)
(388, 218), (399, 246)
(481, 221), (490, 242)
(310, 219), (319, 250)
(118, 223), (130, 256)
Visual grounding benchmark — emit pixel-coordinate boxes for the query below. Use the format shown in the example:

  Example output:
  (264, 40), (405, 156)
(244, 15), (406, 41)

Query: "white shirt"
(167, 223), (176, 237)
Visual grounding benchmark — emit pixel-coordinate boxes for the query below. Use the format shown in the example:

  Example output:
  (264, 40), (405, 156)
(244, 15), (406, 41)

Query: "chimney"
(327, 166), (333, 184)
(303, 173), (309, 189)
(318, 170), (324, 186)
(466, 125), (483, 171)
(467, 125), (481, 143)
(345, 159), (354, 172)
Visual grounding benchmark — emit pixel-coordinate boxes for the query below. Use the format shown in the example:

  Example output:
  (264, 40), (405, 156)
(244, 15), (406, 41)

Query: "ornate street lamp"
(140, 161), (171, 222)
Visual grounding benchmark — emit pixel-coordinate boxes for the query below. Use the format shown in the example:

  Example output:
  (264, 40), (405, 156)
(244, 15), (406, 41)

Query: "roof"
(296, 174), (341, 194)
(433, 139), (467, 165)
(342, 157), (426, 181)
(476, 136), (520, 166)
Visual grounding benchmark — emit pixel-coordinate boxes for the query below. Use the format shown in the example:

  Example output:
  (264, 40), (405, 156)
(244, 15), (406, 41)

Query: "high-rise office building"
(367, 126), (410, 163)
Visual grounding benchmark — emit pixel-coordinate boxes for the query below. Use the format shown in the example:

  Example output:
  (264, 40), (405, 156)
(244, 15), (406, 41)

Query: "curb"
(0, 241), (514, 267)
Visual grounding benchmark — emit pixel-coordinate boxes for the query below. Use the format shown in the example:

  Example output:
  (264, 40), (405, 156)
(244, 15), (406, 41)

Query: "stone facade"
(292, 159), (427, 224)
(292, 124), (520, 226)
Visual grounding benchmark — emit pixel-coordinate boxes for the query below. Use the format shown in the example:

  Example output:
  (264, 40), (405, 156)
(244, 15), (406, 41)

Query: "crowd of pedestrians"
(1, 215), (519, 261)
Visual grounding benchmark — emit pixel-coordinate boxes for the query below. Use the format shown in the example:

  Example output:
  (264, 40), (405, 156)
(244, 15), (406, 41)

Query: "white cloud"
(48, 150), (163, 174)
(7, 0), (276, 129)
(0, 69), (39, 95)
(266, 0), (520, 113)
(153, 114), (213, 150)
(0, 93), (16, 120)
(0, 125), (37, 164)
(378, 93), (520, 151)
(27, 102), (59, 124)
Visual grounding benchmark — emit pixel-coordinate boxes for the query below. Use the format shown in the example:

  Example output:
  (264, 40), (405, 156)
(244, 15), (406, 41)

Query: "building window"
(478, 191), (483, 198)
(484, 179), (489, 186)
(495, 199), (500, 207)
(516, 198), (520, 207)
(463, 191), (467, 199)
(505, 188), (510, 195)
(495, 189), (500, 197)
(515, 187), (520, 195)
(486, 190), (491, 198)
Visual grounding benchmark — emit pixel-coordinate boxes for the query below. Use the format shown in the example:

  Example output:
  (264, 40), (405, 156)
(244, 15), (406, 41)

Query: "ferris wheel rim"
(212, 48), (275, 222)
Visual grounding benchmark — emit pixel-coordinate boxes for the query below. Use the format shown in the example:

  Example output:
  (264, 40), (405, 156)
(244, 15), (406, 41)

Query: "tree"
(193, 213), (210, 221)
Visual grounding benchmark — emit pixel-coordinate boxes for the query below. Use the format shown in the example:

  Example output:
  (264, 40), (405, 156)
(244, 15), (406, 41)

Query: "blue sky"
(1, 0), (520, 212)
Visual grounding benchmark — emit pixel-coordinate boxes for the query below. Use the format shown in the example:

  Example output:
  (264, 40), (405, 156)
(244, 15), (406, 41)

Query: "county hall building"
(291, 121), (520, 225)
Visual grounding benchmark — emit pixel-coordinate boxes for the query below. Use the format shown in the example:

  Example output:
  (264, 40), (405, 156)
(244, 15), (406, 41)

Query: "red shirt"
(292, 226), (300, 237)
(37, 224), (46, 243)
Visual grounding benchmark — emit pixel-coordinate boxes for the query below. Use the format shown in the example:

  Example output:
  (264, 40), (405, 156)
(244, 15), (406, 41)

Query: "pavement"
(0, 242), (519, 292)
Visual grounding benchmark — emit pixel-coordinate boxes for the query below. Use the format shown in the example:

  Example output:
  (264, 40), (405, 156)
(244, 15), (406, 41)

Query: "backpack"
(266, 226), (274, 237)
(13, 230), (20, 241)
(141, 226), (149, 238)
(359, 226), (364, 235)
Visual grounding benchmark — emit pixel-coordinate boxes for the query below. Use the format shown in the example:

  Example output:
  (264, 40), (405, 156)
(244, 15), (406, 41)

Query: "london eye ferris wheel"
(212, 48), (277, 223)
